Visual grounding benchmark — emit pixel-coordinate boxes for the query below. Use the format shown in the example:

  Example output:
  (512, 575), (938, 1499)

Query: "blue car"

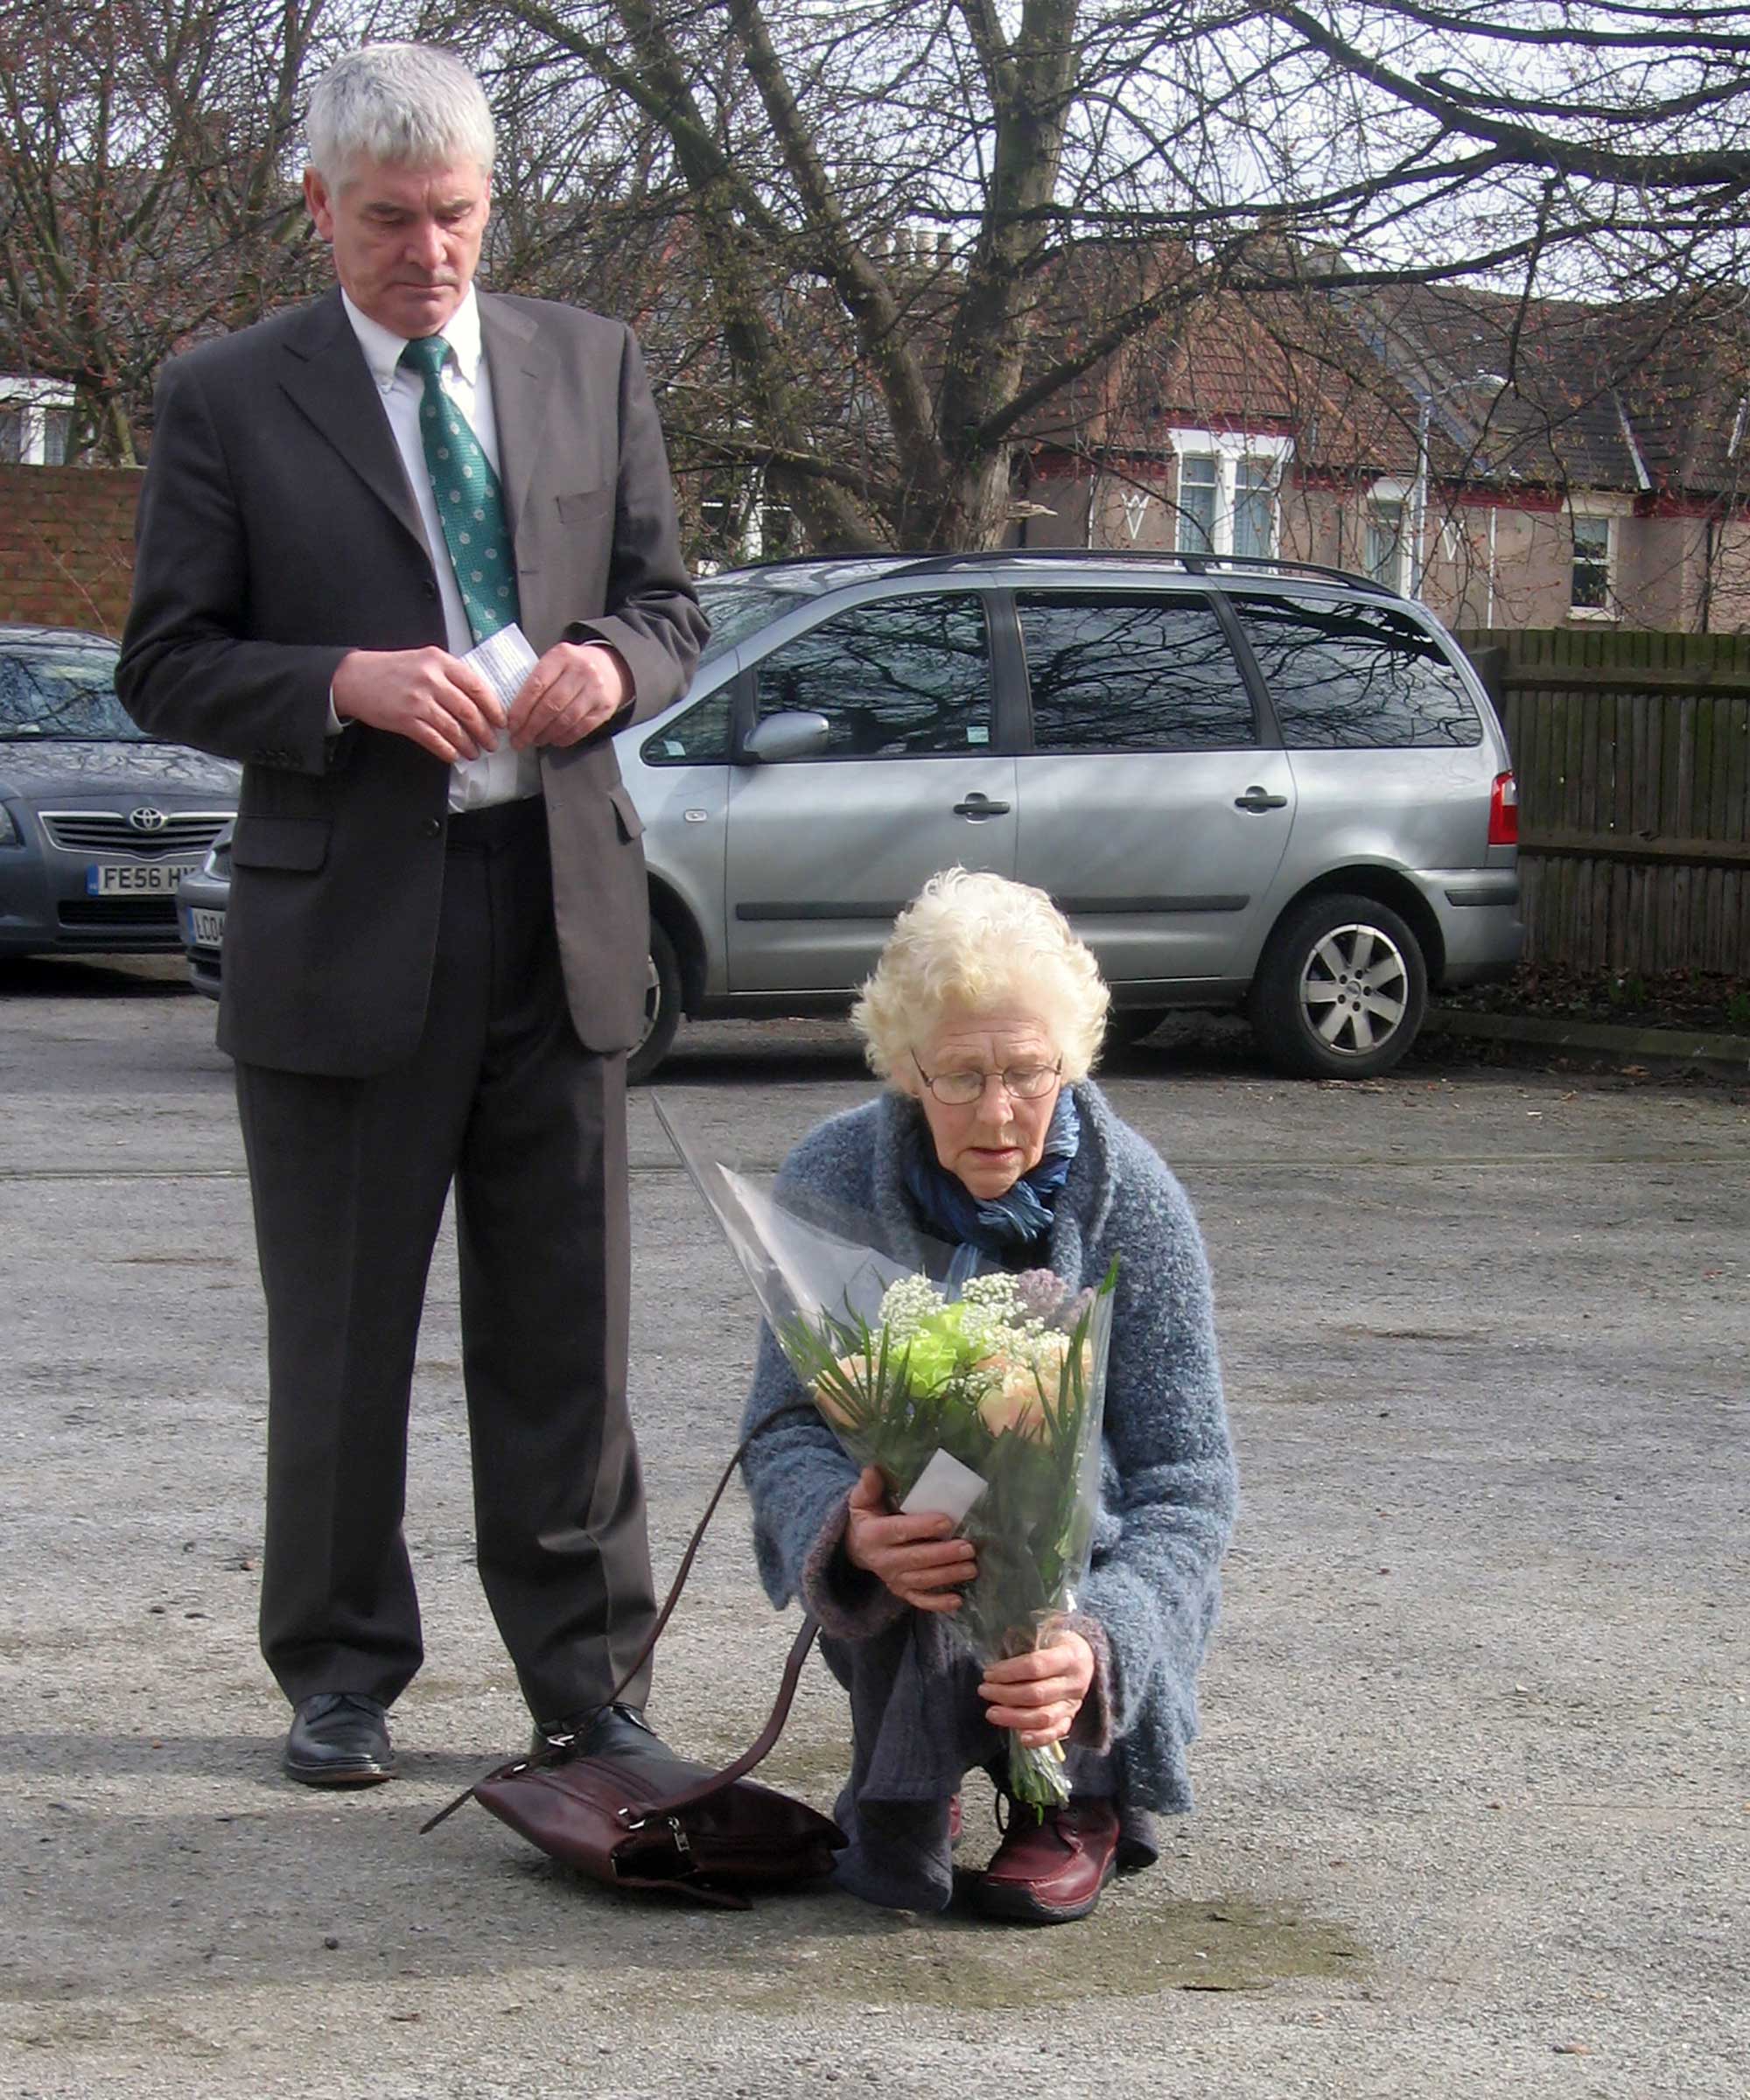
(0, 626), (237, 961)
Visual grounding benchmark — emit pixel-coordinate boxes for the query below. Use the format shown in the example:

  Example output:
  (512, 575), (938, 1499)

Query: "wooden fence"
(1454, 629), (1750, 976)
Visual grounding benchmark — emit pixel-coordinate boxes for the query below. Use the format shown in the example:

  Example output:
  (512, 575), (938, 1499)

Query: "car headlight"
(0, 803), (23, 848)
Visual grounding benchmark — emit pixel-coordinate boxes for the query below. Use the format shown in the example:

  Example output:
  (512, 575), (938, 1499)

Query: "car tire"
(1104, 1007), (1168, 1050)
(1249, 892), (1428, 1079)
(627, 920), (682, 1086)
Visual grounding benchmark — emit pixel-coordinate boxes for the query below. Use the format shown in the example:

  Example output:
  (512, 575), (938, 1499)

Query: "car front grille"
(40, 810), (232, 857)
(58, 898), (180, 928)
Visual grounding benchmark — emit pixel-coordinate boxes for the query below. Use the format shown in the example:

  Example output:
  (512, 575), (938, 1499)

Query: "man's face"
(304, 153), (490, 339)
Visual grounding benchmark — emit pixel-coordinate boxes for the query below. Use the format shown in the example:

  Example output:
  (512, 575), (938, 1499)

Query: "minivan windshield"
(0, 637), (149, 741)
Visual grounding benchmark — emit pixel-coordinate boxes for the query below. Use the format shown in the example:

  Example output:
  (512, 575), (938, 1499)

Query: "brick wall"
(0, 465), (141, 637)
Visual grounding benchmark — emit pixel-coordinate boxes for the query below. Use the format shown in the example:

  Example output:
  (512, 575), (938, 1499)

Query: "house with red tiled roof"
(1011, 279), (1750, 634)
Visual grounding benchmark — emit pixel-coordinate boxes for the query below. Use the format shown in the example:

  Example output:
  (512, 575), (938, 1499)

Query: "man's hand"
(978, 1628), (1097, 1747)
(508, 641), (632, 751)
(332, 648), (503, 765)
(843, 1466), (977, 1614)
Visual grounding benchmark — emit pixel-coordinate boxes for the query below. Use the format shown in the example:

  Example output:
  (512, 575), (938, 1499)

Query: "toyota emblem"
(127, 807), (169, 833)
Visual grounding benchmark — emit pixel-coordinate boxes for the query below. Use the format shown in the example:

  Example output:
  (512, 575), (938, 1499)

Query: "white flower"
(877, 1273), (945, 1343)
(962, 1272), (1022, 1316)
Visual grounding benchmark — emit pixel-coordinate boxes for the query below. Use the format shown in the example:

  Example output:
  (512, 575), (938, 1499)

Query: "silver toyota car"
(618, 550), (1521, 1082)
(0, 626), (237, 962)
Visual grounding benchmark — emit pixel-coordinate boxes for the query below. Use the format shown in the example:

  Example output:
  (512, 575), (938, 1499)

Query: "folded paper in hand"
(465, 624), (539, 711)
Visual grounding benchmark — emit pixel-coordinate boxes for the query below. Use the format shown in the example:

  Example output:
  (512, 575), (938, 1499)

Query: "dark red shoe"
(976, 1798), (1120, 1924)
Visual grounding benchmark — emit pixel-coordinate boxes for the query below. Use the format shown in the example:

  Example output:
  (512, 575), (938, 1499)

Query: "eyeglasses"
(911, 1053), (1062, 1108)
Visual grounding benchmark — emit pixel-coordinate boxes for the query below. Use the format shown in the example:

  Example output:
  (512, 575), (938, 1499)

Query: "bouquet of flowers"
(654, 1102), (1116, 1810)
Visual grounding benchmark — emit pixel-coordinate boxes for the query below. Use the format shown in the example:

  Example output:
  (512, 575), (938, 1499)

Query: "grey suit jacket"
(117, 288), (707, 1075)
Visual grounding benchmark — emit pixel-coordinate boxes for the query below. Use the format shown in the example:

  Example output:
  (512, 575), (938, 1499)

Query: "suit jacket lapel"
(480, 293), (558, 548)
(277, 290), (431, 559)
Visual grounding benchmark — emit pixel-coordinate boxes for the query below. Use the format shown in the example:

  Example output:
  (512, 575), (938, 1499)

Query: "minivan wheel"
(1250, 892), (1428, 1080)
(627, 920), (682, 1086)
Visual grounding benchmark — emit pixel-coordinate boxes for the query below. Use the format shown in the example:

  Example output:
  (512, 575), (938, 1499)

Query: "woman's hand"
(843, 1466), (976, 1614)
(978, 1628), (1096, 1747)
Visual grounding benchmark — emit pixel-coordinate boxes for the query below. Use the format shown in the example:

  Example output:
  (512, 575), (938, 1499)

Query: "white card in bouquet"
(464, 623), (539, 711)
(900, 1448), (988, 1524)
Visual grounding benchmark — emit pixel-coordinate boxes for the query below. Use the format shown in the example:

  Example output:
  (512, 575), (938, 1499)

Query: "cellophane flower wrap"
(654, 1101), (1116, 1812)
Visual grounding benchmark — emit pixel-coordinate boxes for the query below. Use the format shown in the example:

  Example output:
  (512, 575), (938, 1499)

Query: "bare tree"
(9, 0), (1745, 553)
(0, 0), (340, 462)
(431, 0), (1750, 553)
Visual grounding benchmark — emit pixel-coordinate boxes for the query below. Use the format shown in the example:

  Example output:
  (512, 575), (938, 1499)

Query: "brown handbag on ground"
(424, 1409), (845, 1909)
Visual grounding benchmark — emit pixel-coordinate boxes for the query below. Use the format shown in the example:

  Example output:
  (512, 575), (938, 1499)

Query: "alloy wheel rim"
(1298, 921), (1410, 1057)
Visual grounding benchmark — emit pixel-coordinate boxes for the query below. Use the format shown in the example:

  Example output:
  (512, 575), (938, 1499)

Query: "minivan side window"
(751, 593), (992, 757)
(640, 687), (733, 766)
(1233, 595), (1483, 748)
(1017, 595), (1256, 752)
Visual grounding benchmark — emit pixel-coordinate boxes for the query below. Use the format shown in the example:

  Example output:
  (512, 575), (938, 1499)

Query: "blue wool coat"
(738, 1081), (1238, 1822)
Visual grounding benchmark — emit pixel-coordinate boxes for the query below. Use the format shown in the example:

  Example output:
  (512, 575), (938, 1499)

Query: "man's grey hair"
(306, 43), (494, 184)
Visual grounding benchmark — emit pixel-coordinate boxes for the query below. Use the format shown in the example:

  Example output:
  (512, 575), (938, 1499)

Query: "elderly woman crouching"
(738, 870), (1238, 1923)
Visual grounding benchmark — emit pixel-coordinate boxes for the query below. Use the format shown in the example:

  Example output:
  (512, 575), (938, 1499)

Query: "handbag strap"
(423, 1400), (821, 1836)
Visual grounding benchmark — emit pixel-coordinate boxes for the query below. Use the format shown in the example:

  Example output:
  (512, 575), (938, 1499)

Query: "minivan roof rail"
(729, 548), (1402, 598)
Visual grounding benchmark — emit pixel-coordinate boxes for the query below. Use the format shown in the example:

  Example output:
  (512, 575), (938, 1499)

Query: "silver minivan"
(617, 550), (1521, 1082)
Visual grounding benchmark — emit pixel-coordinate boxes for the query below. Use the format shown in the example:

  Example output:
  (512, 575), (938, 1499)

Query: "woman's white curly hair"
(852, 868), (1110, 1085)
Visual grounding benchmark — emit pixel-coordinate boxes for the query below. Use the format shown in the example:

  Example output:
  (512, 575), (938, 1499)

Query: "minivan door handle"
(953, 793), (1012, 819)
(1234, 787), (1289, 813)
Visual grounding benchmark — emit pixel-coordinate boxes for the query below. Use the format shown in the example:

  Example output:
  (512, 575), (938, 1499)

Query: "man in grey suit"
(117, 43), (707, 1786)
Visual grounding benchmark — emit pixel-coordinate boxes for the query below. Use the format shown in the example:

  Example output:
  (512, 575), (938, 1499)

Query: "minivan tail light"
(1489, 771), (1519, 847)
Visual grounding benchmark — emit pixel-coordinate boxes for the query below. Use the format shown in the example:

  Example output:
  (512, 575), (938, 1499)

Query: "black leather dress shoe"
(531, 1702), (673, 1763)
(283, 1693), (396, 1787)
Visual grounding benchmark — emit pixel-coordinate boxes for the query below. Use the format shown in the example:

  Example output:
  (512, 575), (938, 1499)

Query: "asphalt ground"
(1, 958), (1746, 2100)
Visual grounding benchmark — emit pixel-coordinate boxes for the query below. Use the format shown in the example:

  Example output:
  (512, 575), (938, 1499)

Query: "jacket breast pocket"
(231, 816), (331, 872)
(556, 486), (614, 530)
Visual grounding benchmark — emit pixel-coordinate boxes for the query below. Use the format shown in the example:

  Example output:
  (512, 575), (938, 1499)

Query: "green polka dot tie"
(399, 334), (522, 643)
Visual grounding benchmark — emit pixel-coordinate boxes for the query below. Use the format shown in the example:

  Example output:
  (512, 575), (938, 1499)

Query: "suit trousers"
(234, 796), (658, 1725)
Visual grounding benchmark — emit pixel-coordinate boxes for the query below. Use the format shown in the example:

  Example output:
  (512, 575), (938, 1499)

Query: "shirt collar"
(341, 285), (484, 394)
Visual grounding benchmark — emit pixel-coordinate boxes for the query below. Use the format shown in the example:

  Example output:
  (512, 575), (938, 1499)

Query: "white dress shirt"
(338, 287), (540, 810)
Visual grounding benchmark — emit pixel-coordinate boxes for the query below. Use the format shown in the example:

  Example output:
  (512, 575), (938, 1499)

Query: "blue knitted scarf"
(900, 1088), (1081, 1262)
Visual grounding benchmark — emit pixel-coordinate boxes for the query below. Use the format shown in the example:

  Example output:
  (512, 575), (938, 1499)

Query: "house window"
(1366, 499), (1408, 589)
(1571, 514), (1614, 612)
(1176, 457), (1217, 554)
(1169, 431), (1290, 559)
(1232, 458), (1275, 559)
(0, 382), (76, 465)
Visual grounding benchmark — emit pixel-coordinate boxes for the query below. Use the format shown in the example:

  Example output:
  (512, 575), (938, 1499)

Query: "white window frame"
(0, 376), (75, 465)
(1168, 430), (1293, 559)
(1568, 504), (1620, 620)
